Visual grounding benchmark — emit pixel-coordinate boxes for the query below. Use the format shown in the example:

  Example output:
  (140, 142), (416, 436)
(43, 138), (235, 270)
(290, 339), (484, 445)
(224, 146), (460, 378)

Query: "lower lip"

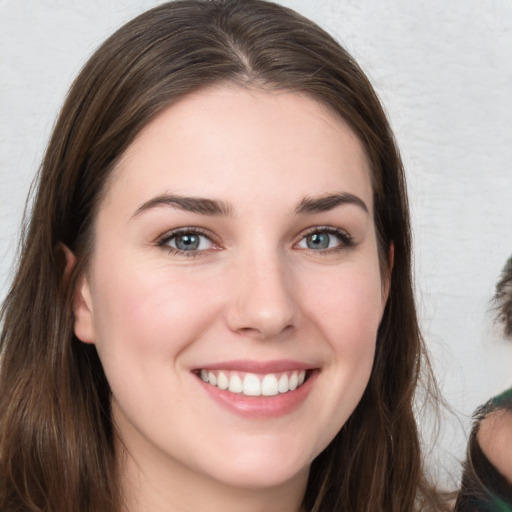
(197, 371), (318, 419)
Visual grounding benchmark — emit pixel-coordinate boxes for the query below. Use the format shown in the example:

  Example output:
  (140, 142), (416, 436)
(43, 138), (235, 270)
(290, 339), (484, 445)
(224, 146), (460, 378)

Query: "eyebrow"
(295, 193), (369, 215)
(132, 191), (368, 219)
(132, 194), (234, 217)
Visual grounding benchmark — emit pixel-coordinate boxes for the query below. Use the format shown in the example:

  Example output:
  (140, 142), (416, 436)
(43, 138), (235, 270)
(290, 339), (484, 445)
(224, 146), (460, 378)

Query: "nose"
(225, 250), (298, 340)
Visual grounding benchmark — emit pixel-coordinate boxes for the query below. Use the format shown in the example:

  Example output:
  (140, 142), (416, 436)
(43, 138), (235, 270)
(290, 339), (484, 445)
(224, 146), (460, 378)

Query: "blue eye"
(297, 228), (352, 251)
(305, 232), (330, 250)
(159, 229), (215, 254)
(173, 233), (201, 251)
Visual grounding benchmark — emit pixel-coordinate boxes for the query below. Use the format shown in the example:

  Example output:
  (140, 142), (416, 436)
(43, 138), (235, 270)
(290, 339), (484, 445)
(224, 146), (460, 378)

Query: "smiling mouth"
(197, 369), (308, 397)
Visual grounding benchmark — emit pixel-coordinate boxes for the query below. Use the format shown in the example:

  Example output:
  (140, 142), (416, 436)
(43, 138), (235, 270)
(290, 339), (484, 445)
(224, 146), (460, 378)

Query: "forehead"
(102, 86), (373, 216)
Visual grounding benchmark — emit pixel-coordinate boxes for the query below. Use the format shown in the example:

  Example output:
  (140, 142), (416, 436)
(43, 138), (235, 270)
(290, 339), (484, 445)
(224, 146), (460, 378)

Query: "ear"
(74, 276), (96, 344)
(58, 243), (74, 282)
(388, 242), (395, 274)
(382, 242), (394, 303)
(61, 244), (96, 344)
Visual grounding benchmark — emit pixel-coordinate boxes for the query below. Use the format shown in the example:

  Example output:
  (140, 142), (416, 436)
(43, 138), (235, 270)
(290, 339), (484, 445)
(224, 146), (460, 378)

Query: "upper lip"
(193, 359), (315, 374)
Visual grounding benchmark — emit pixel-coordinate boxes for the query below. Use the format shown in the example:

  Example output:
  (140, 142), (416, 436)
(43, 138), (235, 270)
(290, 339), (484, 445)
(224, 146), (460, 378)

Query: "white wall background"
(1, 0), (511, 483)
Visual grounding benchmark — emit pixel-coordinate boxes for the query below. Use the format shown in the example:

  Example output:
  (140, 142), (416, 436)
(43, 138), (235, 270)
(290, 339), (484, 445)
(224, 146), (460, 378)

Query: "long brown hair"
(0, 1), (446, 510)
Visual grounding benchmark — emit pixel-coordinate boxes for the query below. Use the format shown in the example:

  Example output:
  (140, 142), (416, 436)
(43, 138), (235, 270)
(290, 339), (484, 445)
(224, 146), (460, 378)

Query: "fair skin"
(73, 86), (390, 512)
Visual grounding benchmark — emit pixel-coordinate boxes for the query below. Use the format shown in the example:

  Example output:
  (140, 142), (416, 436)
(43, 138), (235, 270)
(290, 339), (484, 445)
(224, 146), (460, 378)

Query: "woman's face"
(74, 86), (389, 496)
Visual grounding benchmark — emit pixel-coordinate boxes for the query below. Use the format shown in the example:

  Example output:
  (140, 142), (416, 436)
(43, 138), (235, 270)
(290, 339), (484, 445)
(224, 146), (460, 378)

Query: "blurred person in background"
(455, 256), (512, 511)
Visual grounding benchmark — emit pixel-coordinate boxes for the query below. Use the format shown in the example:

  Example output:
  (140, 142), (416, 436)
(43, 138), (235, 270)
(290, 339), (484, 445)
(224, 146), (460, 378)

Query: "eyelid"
(156, 226), (221, 255)
(294, 225), (354, 251)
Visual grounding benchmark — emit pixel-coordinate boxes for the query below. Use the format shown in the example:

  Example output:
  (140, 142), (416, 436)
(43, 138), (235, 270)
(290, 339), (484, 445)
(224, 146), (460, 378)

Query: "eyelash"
(157, 227), (218, 258)
(296, 226), (354, 253)
(156, 226), (354, 257)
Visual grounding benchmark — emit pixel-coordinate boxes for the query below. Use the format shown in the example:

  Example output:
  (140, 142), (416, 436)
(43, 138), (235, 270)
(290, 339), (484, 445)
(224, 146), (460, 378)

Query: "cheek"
(90, 261), (223, 361)
(88, 263), (224, 422)
(303, 265), (384, 351)
(297, 264), (383, 454)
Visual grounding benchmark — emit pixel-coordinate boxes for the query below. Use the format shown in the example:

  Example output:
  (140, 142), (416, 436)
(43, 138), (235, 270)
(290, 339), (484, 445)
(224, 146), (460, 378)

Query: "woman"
(455, 257), (512, 511)
(0, 1), (447, 511)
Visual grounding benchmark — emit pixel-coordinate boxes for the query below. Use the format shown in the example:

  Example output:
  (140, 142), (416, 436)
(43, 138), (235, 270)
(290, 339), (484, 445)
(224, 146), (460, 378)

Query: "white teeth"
(228, 374), (243, 393)
(217, 371), (228, 390)
(289, 372), (299, 391)
(243, 373), (261, 396)
(199, 369), (308, 396)
(208, 371), (217, 386)
(278, 373), (289, 393)
(261, 374), (279, 396)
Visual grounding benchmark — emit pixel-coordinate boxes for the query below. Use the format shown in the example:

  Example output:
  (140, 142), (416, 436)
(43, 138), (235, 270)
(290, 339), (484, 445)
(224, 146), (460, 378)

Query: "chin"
(201, 442), (312, 490)
(215, 465), (308, 491)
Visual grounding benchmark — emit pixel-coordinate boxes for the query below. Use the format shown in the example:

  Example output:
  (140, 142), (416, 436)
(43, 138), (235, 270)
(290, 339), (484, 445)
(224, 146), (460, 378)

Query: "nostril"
(235, 322), (294, 340)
